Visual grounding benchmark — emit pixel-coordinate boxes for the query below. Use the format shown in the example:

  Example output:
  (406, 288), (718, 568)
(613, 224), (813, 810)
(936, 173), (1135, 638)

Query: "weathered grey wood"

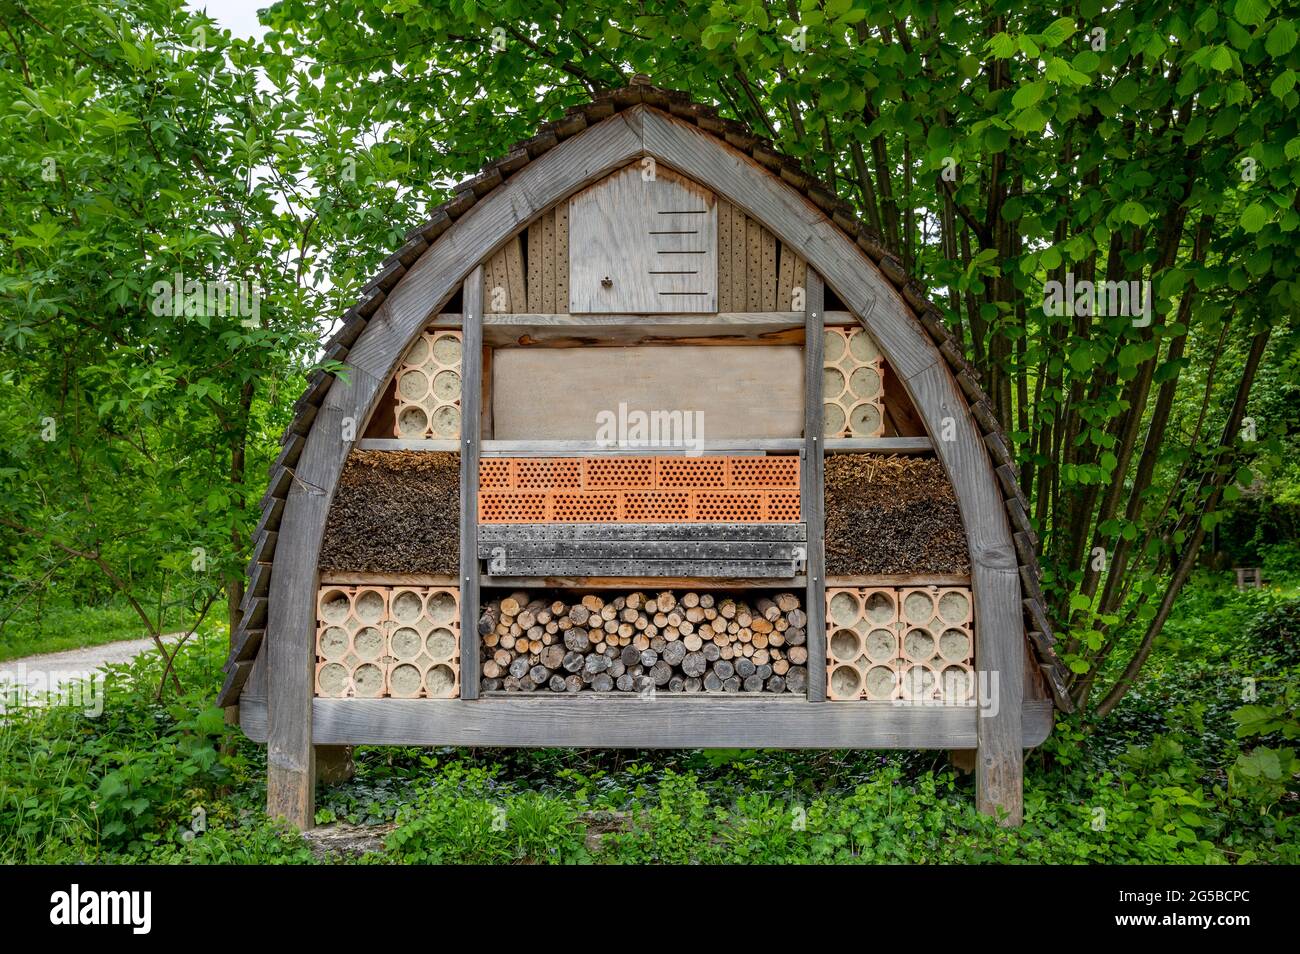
(825, 437), (932, 454)
(569, 164), (717, 313)
(803, 270), (827, 703)
(480, 574), (809, 589)
(483, 311), (808, 347)
(478, 540), (802, 559)
(826, 573), (972, 586)
(460, 267), (484, 700)
(481, 439), (804, 455)
(354, 438), (459, 452)
(975, 564), (1025, 824)
(485, 311), (850, 326)
(479, 523), (806, 542)
(485, 560), (799, 578)
(320, 571), (459, 586)
(239, 696), (1054, 749)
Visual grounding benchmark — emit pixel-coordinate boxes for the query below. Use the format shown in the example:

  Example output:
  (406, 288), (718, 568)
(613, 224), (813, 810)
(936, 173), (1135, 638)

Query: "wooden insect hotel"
(219, 79), (1071, 828)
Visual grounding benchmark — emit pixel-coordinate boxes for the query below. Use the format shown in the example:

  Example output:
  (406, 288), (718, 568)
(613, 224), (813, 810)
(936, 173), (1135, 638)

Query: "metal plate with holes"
(568, 164), (718, 313)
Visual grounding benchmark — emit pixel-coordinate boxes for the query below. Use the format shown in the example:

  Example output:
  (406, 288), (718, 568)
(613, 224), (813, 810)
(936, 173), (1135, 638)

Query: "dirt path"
(1, 633), (188, 703)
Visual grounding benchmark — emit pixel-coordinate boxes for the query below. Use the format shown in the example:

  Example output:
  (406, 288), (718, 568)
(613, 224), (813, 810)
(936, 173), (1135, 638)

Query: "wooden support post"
(803, 270), (826, 702)
(975, 564), (1024, 824)
(460, 266), (484, 699)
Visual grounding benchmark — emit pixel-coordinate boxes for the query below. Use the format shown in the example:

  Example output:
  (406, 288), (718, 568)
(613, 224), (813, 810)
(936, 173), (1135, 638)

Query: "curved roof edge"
(218, 78), (1072, 712)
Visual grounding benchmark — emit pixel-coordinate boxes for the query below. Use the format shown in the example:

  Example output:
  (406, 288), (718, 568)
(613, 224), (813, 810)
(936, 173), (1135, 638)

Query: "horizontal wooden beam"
(238, 696), (1055, 749)
(825, 437), (932, 454)
(484, 559), (800, 578)
(481, 575), (809, 589)
(355, 438), (459, 452)
(352, 438), (933, 455)
(479, 523), (806, 542)
(319, 571), (460, 586)
(826, 573), (971, 587)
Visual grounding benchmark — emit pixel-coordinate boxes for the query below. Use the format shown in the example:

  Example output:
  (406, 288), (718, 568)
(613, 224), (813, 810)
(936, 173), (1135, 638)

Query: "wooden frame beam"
(459, 268), (484, 699)
(803, 270), (827, 702)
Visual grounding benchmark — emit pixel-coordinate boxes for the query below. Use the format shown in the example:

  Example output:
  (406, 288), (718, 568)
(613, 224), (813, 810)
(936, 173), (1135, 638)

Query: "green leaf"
(1232, 0), (1270, 27)
(1041, 17), (1077, 47)
(1270, 69), (1296, 98)
(1240, 202), (1271, 233)
(1209, 45), (1235, 72)
(1266, 19), (1298, 56)
(1013, 80), (1047, 109)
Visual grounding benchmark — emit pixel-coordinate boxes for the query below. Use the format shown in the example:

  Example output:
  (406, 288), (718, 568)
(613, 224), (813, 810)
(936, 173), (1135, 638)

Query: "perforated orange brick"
(693, 491), (764, 522)
(583, 456), (655, 490)
(479, 458), (512, 489)
(764, 491), (801, 522)
(515, 458), (583, 489)
(730, 456), (800, 488)
(549, 491), (622, 522)
(478, 491), (548, 523)
(656, 457), (729, 488)
(624, 491), (693, 522)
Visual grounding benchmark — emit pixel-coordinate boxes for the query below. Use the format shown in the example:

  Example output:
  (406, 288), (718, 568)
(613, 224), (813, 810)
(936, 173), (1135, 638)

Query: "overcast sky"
(186, 0), (270, 40)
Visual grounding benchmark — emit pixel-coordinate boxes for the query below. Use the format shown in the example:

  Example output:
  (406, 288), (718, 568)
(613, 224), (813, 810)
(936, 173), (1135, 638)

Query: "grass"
(0, 596), (192, 661)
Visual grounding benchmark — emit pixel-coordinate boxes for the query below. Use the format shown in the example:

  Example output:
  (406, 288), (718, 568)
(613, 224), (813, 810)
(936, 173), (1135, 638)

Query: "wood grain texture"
(479, 523), (806, 542)
(239, 696), (1056, 749)
(803, 270), (827, 702)
(554, 201), (569, 312)
(480, 574), (809, 589)
(569, 164), (717, 313)
(460, 267), (484, 700)
(717, 199), (734, 310)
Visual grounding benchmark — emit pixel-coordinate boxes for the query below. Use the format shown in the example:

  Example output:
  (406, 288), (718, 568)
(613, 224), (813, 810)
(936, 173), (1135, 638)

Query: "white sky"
(186, 0), (270, 40)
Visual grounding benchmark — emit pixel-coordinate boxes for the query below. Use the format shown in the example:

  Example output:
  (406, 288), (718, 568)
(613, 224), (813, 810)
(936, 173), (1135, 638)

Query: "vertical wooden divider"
(460, 266), (484, 700)
(804, 270), (827, 702)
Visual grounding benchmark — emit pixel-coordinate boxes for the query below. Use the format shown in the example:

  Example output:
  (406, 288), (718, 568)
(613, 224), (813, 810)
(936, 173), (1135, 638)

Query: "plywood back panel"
(492, 345), (804, 439)
(569, 165), (717, 313)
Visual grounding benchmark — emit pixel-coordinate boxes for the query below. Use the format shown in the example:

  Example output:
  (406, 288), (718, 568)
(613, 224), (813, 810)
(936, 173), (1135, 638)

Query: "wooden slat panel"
(541, 209), (556, 313)
(504, 236), (527, 313)
(731, 198), (746, 310)
(526, 219), (543, 312)
(761, 226), (777, 310)
(554, 202), (569, 313)
(568, 165), (717, 313)
(776, 240), (795, 311)
(746, 215), (763, 311)
(717, 199), (733, 311)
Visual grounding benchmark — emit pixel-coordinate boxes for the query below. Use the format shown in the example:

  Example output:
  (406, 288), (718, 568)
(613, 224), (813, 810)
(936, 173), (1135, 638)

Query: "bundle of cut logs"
(479, 591), (807, 694)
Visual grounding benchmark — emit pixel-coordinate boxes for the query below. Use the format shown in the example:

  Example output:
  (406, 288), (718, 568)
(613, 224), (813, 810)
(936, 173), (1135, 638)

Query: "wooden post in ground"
(460, 266), (484, 699)
(803, 270), (826, 702)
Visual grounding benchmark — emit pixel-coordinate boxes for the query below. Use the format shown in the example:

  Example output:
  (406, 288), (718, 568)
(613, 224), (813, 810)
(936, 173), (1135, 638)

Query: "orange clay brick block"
(623, 491), (693, 522)
(479, 458), (512, 489)
(583, 456), (656, 490)
(514, 457), (584, 490)
(477, 491), (549, 523)
(656, 456), (730, 488)
(549, 491), (623, 522)
(693, 491), (765, 522)
(729, 456), (800, 488)
(764, 491), (801, 521)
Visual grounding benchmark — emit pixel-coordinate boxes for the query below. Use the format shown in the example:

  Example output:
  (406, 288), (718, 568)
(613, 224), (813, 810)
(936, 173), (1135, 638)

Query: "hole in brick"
(431, 404), (460, 437)
(863, 591), (896, 624)
(318, 663), (349, 695)
(848, 328), (880, 362)
(829, 628), (861, 662)
(319, 591), (351, 624)
(391, 590), (424, 624)
(390, 626), (422, 660)
(939, 628), (971, 662)
(432, 369), (460, 401)
(828, 591), (861, 627)
(864, 665), (897, 700)
(425, 664), (456, 697)
(903, 627), (936, 662)
(397, 404), (429, 437)
(353, 625), (384, 660)
(823, 401), (846, 436)
(426, 627), (457, 661)
(829, 664), (861, 698)
(354, 590), (385, 624)
(427, 590), (457, 624)
(849, 366), (881, 400)
(938, 590), (971, 623)
(899, 664), (936, 701)
(903, 591), (934, 624)
(941, 665), (973, 702)
(318, 626), (349, 660)
(390, 663), (423, 697)
(432, 333), (461, 365)
(823, 366), (846, 400)
(353, 663), (385, 697)
(864, 628), (896, 663)
(403, 336), (430, 367)
(398, 369), (429, 401)
(848, 401), (882, 436)
(823, 329), (847, 362)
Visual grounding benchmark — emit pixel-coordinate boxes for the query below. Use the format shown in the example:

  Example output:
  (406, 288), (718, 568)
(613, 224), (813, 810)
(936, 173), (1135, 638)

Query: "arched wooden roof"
(218, 79), (1071, 713)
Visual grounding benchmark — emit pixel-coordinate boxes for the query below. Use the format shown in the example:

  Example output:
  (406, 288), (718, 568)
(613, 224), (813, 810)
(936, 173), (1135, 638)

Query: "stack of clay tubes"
(315, 585), (460, 699)
(823, 326), (885, 438)
(393, 329), (463, 439)
(825, 585), (974, 702)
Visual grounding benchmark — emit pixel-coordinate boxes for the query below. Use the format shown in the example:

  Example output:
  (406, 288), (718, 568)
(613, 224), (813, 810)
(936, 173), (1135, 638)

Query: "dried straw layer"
(320, 451), (459, 575)
(824, 455), (969, 577)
